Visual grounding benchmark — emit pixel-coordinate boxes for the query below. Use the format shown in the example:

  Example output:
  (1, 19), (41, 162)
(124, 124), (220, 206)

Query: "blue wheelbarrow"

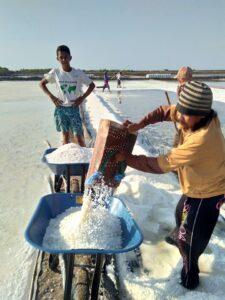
(25, 193), (143, 299)
(42, 148), (89, 193)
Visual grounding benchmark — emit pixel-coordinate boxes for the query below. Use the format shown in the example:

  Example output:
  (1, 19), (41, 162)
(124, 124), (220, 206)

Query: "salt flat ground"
(0, 79), (225, 299)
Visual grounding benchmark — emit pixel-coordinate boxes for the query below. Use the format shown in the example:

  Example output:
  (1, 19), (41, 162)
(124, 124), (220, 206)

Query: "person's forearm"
(82, 82), (95, 99)
(40, 81), (55, 100)
(138, 105), (173, 128)
(125, 154), (164, 174)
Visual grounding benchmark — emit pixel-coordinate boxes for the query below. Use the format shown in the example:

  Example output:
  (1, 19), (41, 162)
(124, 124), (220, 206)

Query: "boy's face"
(177, 76), (187, 85)
(57, 51), (72, 67)
(177, 113), (204, 129)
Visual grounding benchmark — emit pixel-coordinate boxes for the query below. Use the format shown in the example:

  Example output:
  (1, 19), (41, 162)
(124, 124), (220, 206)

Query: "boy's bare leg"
(76, 134), (86, 147)
(69, 131), (77, 143)
(68, 132), (85, 146)
(62, 131), (70, 144)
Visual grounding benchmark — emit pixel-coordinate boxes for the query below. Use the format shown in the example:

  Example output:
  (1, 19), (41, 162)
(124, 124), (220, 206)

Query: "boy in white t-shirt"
(116, 72), (122, 88)
(40, 45), (95, 146)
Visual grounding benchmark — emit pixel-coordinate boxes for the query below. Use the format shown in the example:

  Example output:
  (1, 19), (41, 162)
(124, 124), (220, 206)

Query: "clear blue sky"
(1, 0), (225, 70)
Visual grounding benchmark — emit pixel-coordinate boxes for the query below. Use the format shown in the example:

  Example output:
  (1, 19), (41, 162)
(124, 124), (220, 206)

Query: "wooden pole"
(164, 91), (179, 133)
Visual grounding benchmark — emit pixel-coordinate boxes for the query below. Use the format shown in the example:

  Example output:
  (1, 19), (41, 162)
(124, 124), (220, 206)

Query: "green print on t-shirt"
(60, 84), (77, 94)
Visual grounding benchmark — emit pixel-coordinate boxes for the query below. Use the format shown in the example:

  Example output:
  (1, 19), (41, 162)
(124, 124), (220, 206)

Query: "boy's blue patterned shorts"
(54, 106), (83, 135)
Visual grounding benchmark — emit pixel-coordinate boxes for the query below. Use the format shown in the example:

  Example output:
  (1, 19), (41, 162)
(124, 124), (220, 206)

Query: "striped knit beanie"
(177, 81), (213, 116)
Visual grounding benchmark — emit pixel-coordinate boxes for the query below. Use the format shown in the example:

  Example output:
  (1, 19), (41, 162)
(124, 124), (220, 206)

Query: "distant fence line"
(145, 73), (172, 79)
(145, 73), (225, 80)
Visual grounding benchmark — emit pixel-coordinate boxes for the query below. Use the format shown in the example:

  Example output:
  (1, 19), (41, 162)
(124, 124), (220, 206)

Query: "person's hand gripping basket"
(86, 119), (137, 188)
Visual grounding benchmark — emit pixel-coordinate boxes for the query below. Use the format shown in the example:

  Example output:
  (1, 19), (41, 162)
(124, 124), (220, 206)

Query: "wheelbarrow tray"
(42, 148), (89, 176)
(25, 193), (143, 254)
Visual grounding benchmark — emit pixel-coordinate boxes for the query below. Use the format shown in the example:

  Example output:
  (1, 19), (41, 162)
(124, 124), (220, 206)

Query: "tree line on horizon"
(1, 66), (225, 77)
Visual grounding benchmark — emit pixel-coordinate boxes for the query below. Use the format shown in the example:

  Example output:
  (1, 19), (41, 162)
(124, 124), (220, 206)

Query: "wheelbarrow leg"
(63, 253), (74, 300)
(49, 253), (60, 273)
(54, 175), (63, 192)
(66, 165), (71, 193)
(81, 165), (86, 193)
(91, 254), (105, 300)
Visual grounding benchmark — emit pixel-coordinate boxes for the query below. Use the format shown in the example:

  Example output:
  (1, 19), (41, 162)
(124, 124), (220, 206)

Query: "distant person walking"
(40, 45), (95, 146)
(175, 66), (193, 96)
(116, 71), (122, 88)
(103, 71), (110, 92)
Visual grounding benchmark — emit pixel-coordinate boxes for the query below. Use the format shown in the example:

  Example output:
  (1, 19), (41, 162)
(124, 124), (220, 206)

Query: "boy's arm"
(39, 79), (62, 107)
(118, 136), (202, 174)
(82, 82), (95, 99)
(125, 154), (164, 174)
(125, 105), (177, 132)
(72, 82), (95, 107)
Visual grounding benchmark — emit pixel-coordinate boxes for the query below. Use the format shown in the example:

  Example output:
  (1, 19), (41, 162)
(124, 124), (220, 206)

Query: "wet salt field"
(205, 81), (225, 89)
(86, 85), (225, 299)
(0, 81), (59, 299)
(101, 88), (225, 155)
(101, 89), (177, 155)
(1, 80), (225, 299)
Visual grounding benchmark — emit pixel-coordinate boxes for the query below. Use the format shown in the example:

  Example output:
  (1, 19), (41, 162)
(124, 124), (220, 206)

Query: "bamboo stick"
(165, 91), (179, 133)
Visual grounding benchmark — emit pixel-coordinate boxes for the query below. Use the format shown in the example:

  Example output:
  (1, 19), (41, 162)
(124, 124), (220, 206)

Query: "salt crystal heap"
(45, 143), (93, 164)
(42, 182), (122, 250)
(74, 193), (122, 249)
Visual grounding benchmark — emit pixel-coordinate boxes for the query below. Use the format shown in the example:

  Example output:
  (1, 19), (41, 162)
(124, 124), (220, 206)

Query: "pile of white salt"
(45, 143), (93, 164)
(43, 195), (122, 250)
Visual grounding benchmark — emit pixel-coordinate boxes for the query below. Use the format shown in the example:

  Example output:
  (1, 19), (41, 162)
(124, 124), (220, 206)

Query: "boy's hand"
(72, 96), (84, 107)
(51, 95), (63, 107)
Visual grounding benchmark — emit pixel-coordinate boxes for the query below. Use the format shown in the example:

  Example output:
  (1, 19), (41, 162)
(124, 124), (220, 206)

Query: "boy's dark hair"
(193, 109), (217, 131)
(56, 45), (71, 56)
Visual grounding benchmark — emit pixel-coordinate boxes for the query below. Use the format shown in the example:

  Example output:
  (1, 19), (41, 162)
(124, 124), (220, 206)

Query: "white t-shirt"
(44, 68), (92, 107)
(116, 73), (121, 80)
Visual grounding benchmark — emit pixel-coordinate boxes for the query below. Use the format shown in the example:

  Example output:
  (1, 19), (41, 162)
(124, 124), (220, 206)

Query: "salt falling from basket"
(43, 120), (137, 250)
(74, 119), (136, 248)
(87, 119), (137, 188)
(42, 191), (122, 250)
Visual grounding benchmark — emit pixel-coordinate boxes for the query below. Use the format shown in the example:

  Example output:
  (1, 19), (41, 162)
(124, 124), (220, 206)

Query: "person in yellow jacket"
(116, 81), (225, 289)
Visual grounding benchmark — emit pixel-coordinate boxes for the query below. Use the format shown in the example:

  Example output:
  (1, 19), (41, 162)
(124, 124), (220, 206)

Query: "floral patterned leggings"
(173, 194), (224, 289)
